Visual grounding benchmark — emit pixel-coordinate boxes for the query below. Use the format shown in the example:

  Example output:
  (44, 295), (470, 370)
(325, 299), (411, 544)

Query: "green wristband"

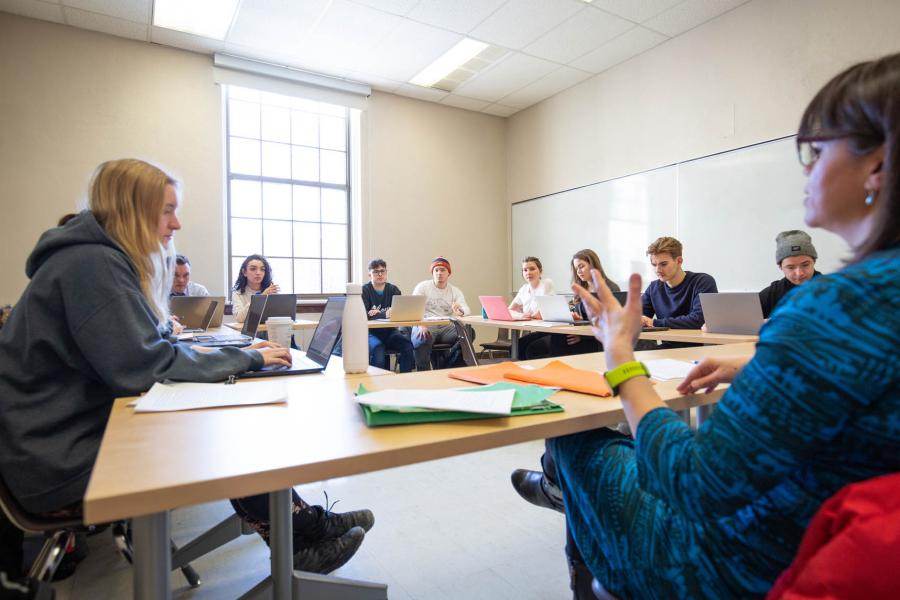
(604, 361), (650, 395)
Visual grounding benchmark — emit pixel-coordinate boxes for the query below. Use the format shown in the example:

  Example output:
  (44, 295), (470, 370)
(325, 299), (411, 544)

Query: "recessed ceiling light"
(153, 0), (241, 40)
(410, 38), (490, 89)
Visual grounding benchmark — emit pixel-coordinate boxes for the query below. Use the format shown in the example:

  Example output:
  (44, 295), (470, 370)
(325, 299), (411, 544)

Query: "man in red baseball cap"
(410, 257), (470, 370)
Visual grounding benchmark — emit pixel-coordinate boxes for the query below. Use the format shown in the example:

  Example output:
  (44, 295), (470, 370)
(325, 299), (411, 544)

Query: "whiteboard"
(511, 137), (849, 294)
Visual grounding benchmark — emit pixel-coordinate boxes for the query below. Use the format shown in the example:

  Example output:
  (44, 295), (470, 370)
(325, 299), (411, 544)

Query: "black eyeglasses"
(370, 269), (387, 275)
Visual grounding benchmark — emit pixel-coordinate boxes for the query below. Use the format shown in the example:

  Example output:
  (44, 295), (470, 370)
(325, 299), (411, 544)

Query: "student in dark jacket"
(759, 230), (822, 318)
(362, 259), (414, 372)
(641, 236), (717, 329)
(0, 159), (371, 580)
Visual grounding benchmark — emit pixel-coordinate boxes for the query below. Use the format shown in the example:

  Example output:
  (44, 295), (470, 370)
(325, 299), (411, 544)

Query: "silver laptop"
(240, 297), (345, 378)
(170, 296), (223, 331)
(535, 295), (588, 325)
(376, 295), (426, 322)
(699, 292), (765, 335)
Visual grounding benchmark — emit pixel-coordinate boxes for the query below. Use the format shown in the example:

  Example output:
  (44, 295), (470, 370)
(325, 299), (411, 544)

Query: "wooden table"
(460, 315), (758, 358)
(84, 342), (755, 599)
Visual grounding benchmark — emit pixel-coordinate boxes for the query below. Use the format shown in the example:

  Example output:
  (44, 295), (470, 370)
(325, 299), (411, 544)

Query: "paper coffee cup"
(265, 316), (293, 348)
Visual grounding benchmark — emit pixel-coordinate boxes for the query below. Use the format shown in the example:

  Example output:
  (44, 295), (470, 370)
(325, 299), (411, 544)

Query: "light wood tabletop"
(83, 341), (754, 525)
(459, 315), (759, 347)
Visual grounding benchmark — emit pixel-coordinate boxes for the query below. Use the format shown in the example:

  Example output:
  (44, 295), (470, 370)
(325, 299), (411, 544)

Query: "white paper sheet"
(133, 380), (288, 413)
(644, 359), (695, 381)
(358, 389), (514, 415)
(523, 321), (561, 328)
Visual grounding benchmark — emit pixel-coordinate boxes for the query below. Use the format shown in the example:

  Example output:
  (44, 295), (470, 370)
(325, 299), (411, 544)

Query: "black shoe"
(297, 505), (374, 543)
(511, 469), (565, 513)
(292, 526), (365, 574)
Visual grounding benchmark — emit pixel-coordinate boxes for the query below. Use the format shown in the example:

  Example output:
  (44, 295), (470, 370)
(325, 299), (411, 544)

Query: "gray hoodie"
(0, 211), (263, 512)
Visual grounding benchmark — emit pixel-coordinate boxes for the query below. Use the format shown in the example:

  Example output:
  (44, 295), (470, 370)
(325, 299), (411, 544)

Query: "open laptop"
(193, 293), (297, 347)
(699, 292), (765, 335)
(375, 295), (426, 322)
(170, 297), (222, 332)
(240, 296), (345, 378)
(479, 295), (530, 321)
(534, 295), (588, 325)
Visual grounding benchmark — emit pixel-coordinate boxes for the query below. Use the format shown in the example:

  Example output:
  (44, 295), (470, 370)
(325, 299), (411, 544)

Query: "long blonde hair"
(89, 159), (177, 323)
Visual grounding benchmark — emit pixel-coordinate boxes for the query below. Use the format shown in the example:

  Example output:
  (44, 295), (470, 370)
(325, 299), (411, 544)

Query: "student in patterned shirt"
(511, 53), (900, 598)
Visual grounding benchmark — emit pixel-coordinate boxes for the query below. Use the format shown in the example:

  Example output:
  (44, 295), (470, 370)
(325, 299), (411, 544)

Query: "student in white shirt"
(231, 254), (280, 322)
(170, 254), (210, 297)
(510, 256), (555, 359)
(410, 256), (470, 370)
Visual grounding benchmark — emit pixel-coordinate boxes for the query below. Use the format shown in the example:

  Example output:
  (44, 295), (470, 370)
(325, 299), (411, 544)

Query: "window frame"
(224, 86), (353, 298)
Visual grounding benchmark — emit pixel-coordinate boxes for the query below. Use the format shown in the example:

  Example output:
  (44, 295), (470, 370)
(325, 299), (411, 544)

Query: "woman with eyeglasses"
(511, 54), (900, 598)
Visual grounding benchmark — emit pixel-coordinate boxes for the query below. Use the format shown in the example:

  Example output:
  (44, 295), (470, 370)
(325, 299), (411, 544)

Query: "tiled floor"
(53, 440), (571, 599)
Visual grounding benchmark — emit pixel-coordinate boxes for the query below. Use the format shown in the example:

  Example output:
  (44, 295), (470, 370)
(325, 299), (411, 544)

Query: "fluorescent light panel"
(410, 38), (489, 88)
(153, 0), (241, 40)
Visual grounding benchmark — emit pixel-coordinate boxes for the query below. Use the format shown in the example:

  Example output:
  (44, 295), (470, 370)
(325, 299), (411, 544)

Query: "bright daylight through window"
(225, 85), (351, 294)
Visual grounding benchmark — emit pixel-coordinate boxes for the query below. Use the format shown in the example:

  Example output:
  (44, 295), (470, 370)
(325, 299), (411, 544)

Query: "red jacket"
(768, 472), (900, 600)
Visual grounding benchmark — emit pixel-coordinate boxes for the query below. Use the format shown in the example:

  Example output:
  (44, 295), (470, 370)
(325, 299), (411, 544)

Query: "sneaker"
(292, 526), (365, 574)
(296, 505), (375, 543)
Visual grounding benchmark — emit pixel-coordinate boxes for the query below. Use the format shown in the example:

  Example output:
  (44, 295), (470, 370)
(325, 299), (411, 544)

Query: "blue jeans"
(368, 328), (415, 372)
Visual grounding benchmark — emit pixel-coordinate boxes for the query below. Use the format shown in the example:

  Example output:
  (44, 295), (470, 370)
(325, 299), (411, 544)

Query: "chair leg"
(112, 521), (133, 565)
(28, 530), (74, 581)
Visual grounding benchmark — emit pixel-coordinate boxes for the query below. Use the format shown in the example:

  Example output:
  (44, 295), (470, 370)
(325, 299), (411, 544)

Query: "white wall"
(507, 0), (900, 205)
(0, 13), (509, 309)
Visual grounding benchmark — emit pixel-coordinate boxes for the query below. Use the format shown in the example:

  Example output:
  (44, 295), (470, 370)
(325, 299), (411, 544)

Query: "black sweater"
(361, 282), (402, 319)
(758, 271), (822, 318)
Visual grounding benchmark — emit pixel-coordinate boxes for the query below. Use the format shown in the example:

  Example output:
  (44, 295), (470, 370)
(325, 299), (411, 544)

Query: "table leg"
(270, 489), (293, 599)
(133, 511), (172, 600)
(695, 404), (714, 429)
(510, 330), (520, 361)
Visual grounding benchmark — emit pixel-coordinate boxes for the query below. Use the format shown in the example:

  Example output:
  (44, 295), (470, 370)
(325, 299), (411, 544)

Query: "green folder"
(356, 381), (564, 427)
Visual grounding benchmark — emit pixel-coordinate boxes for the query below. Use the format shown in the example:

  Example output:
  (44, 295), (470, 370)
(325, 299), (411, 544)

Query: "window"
(225, 85), (351, 295)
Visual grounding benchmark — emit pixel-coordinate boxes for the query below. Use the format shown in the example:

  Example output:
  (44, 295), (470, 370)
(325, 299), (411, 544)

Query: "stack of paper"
(644, 359), (695, 381)
(133, 381), (288, 413)
(357, 388), (514, 415)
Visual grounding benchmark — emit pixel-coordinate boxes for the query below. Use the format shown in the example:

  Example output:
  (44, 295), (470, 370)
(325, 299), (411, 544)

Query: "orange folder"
(448, 360), (612, 397)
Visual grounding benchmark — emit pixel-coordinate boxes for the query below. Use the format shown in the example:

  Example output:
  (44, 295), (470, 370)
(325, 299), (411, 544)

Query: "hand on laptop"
(641, 316), (654, 328)
(252, 345), (292, 368)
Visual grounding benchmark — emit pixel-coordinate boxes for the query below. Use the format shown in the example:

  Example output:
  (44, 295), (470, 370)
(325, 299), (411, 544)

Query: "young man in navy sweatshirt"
(641, 237), (717, 329)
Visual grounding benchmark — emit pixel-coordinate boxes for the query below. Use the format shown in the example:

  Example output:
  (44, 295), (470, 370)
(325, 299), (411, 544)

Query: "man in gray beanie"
(759, 230), (822, 318)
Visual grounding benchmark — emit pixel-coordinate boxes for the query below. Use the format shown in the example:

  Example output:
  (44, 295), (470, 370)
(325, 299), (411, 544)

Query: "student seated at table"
(170, 254), (210, 297)
(410, 256), (470, 370)
(232, 254), (280, 322)
(0, 160), (373, 581)
(362, 258), (414, 372)
(549, 249), (620, 357)
(641, 236), (717, 329)
(759, 230), (822, 318)
(510, 256), (555, 359)
(510, 52), (900, 599)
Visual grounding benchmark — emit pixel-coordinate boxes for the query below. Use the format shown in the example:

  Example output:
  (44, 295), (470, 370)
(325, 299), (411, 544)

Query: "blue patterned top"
(633, 246), (900, 593)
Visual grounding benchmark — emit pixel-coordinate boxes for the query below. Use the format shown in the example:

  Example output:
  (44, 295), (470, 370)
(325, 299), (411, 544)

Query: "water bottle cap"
(346, 282), (363, 294)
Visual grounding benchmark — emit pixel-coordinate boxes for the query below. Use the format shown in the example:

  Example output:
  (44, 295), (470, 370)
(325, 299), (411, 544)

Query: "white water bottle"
(341, 282), (368, 374)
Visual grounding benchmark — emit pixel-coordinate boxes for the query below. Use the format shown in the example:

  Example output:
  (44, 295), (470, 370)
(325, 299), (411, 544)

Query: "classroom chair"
(0, 473), (78, 584)
(479, 328), (512, 359)
(450, 320), (509, 367)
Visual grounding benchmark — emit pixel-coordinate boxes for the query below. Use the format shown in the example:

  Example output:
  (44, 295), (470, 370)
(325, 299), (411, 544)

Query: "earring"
(865, 191), (876, 206)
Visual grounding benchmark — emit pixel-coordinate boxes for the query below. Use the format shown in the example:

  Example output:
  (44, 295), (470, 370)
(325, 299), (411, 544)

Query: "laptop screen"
(241, 294), (268, 337)
(306, 297), (345, 365)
